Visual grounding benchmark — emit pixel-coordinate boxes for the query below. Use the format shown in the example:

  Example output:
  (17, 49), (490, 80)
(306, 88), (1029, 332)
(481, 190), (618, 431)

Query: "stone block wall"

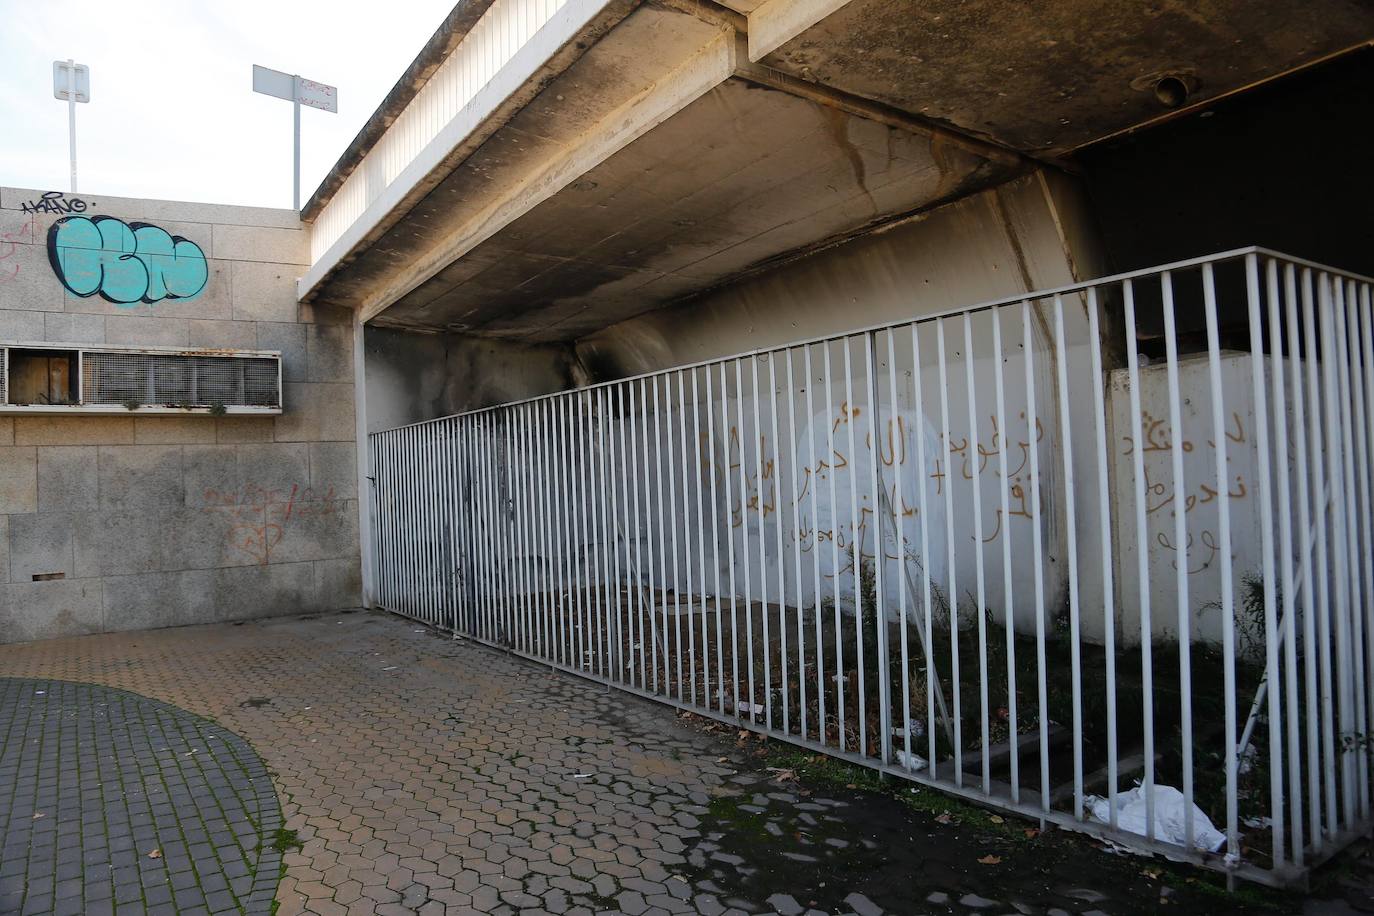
(0, 187), (361, 643)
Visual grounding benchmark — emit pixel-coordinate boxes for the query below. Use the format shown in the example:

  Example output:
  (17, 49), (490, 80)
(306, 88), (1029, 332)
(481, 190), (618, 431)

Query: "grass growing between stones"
(737, 731), (1305, 911)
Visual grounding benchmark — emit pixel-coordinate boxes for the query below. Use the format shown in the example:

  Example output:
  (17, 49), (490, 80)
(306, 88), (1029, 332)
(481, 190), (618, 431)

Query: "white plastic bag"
(1084, 785), (1226, 852)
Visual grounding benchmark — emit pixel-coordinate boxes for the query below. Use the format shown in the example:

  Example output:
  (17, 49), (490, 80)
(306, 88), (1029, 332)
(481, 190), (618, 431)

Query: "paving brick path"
(1, 610), (1370, 916)
(0, 678), (282, 916)
(0, 612), (745, 916)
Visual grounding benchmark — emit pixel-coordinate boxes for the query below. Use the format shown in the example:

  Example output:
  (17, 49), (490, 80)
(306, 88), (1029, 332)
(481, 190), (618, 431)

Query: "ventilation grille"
(80, 351), (279, 408)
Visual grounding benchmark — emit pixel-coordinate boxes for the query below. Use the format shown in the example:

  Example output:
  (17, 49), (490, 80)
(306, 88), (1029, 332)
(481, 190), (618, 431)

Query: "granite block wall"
(0, 187), (361, 643)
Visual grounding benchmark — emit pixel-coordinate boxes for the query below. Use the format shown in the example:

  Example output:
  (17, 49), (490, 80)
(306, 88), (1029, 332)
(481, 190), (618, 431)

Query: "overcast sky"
(0, 0), (455, 209)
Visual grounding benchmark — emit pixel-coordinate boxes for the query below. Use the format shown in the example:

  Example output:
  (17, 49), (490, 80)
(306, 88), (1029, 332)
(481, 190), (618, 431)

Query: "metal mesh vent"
(82, 351), (280, 408)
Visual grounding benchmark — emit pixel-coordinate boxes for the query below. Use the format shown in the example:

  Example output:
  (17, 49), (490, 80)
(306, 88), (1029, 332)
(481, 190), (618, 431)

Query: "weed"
(268, 828), (303, 854)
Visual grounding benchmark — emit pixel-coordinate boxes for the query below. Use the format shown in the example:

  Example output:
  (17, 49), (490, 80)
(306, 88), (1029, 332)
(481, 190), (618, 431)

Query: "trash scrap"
(1084, 785), (1226, 852)
(895, 750), (927, 772)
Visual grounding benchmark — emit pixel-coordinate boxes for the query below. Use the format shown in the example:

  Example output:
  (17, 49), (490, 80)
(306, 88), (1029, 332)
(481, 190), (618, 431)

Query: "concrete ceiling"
(375, 75), (1011, 340)
(309, 0), (1373, 341)
(757, 0), (1374, 156)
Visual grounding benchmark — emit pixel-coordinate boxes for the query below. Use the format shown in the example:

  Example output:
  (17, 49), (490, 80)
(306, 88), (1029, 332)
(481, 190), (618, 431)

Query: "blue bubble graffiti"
(47, 216), (208, 305)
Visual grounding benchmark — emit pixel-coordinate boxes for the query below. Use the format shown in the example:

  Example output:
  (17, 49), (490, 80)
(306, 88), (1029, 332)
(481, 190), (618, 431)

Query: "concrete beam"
(357, 30), (738, 324)
(299, 0), (641, 305)
(746, 0), (853, 62)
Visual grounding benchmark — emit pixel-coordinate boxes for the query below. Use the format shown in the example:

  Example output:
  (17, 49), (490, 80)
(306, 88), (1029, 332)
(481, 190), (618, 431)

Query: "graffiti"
(1156, 529), (1221, 575)
(1120, 408), (1250, 577)
(202, 483), (339, 565)
(0, 232), (20, 283)
(20, 190), (92, 215)
(48, 215), (208, 304)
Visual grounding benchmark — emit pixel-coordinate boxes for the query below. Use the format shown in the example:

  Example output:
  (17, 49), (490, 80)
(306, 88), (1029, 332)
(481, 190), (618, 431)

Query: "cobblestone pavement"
(0, 678), (282, 916)
(1, 610), (1371, 916)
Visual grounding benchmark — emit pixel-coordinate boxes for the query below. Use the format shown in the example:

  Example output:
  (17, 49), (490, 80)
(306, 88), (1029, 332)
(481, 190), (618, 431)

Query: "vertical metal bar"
(1339, 279), (1371, 820)
(504, 411), (518, 647)
(619, 384), (636, 683)
(666, 376), (685, 701)
(541, 400), (556, 660)
(824, 341), (844, 750)
(769, 353), (788, 735)
(1244, 256), (1286, 863)
(610, 386), (628, 683)
(591, 391), (608, 676)
(652, 377), (671, 696)
(603, 388), (619, 676)
(1288, 268), (1323, 851)
(1053, 293), (1085, 820)
(631, 379), (647, 685)
(1021, 302), (1050, 813)
(1358, 282), (1374, 824)
(841, 339), (869, 755)
(865, 332), (891, 765)
(806, 343), (827, 745)
(887, 328), (912, 770)
(584, 393), (598, 669)
(523, 407), (538, 652)
(1329, 277), (1361, 828)
(991, 307), (1019, 802)
(677, 371), (697, 706)
(912, 322), (938, 777)
(471, 418), (485, 638)
(962, 313), (990, 793)
(752, 355), (773, 730)
(787, 348), (806, 739)
(721, 362), (740, 717)
(515, 407), (531, 650)
(376, 433), (386, 610)
(450, 421), (461, 633)
(844, 338), (867, 757)
(556, 398), (573, 666)
(1123, 282), (1156, 838)
(487, 416), (502, 639)
(571, 395), (586, 668)
(936, 319), (961, 783)
(434, 426), (443, 627)
(466, 422), (478, 633)
(640, 378), (659, 692)
(1203, 262), (1239, 859)
(1305, 270), (1337, 841)
(1087, 288), (1119, 826)
(1269, 262), (1303, 861)
(403, 425), (413, 617)
(714, 368), (736, 714)
(736, 359), (757, 721)
(692, 369), (710, 707)
(1162, 273), (1195, 845)
(396, 427), (404, 614)
(1320, 275), (1355, 833)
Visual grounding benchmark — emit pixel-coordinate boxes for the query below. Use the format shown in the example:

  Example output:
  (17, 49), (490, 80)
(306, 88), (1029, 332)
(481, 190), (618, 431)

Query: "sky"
(0, 0), (456, 209)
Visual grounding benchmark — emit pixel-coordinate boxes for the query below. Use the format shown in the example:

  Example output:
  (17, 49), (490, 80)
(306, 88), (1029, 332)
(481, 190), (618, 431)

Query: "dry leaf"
(978, 855), (1002, 865)
(989, 815), (1005, 824)
(1024, 828), (1040, 839)
(935, 812), (954, 825)
(716, 757), (729, 763)
(147, 849), (162, 859)
(31, 812), (44, 820)
(1143, 867), (1162, 880)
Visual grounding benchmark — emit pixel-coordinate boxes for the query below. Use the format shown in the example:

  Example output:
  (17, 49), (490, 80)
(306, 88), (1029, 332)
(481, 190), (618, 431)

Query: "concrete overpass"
(296, 0), (1372, 345)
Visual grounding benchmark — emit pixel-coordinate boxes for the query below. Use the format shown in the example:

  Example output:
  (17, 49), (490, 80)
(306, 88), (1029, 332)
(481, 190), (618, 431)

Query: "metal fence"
(367, 247), (1374, 886)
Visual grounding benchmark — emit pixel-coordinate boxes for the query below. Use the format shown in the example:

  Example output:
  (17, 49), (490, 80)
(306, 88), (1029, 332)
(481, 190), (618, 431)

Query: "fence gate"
(369, 247), (1374, 887)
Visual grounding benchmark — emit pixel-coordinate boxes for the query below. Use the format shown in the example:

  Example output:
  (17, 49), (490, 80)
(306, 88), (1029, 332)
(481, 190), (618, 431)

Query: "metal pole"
(292, 77), (301, 211)
(67, 59), (77, 193)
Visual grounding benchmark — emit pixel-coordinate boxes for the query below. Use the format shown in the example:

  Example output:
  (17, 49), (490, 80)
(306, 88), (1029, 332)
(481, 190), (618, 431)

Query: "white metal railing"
(308, 0), (573, 266)
(368, 247), (1374, 885)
